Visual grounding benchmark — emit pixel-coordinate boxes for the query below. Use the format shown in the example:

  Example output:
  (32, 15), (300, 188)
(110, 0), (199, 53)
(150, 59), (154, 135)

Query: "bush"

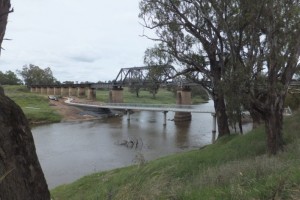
(285, 93), (300, 110)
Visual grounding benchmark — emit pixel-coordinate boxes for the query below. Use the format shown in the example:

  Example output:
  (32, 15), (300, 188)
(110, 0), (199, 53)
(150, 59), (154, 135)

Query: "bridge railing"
(104, 103), (195, 109)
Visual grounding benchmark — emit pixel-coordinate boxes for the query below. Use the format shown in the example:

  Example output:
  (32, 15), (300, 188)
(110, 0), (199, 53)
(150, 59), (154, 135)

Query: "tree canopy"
(0, 70), (22, 85)
(17, 64), (58, 86)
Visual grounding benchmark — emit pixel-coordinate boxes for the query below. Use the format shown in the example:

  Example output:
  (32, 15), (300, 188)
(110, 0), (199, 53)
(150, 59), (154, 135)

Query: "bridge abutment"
(109, 86), (123, 103)
(174, 86), (192, 122)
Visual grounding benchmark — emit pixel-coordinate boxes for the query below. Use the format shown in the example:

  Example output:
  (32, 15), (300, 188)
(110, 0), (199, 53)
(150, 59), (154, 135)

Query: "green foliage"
(17, 64), (58, 86)
(51, 112), (300, 199)
(190, 86), (209, 103)
(0, 70), (22, 85)
(3, 85), (61, 124)
(285, 93), (300, 110)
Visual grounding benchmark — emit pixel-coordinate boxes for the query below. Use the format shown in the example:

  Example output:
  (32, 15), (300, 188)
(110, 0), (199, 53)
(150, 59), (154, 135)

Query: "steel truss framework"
(113, 65), (177, 87)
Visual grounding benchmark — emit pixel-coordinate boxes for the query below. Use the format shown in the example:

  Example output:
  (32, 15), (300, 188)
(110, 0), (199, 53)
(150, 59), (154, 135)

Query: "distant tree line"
(17, 64), (59, 85)
(0, 64), (60, 86)
(0, 70), (22, 85)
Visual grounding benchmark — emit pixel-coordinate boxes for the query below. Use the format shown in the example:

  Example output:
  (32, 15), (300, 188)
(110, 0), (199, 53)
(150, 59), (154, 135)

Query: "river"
(32, 101), (220, 189)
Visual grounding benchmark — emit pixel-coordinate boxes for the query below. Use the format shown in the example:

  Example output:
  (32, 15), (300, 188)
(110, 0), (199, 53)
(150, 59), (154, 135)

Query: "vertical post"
(163, 111), (168, 126)
(212, 113), (217, 143)
(127, 110), (131, 121)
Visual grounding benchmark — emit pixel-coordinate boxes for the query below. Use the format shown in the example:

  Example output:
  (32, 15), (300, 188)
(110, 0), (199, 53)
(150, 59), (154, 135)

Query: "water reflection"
(174, 121), (191, 148)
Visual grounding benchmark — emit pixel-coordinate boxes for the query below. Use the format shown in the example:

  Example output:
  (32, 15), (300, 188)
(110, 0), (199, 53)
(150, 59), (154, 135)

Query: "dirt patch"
(49, 97), (101, 122)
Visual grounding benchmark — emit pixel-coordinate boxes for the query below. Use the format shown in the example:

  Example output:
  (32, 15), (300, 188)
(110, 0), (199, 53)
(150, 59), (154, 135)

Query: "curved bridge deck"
(64, 98), (215, 114)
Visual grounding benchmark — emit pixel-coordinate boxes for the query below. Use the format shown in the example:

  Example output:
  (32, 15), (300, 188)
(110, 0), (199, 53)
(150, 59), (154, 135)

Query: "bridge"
(29, 65), (209, 122)
(29, 65), (208, 96)
(64, 98), (217, 142)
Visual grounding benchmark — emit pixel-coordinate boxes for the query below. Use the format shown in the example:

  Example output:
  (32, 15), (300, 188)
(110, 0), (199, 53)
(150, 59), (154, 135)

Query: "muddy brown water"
(32, 101), (248, 189)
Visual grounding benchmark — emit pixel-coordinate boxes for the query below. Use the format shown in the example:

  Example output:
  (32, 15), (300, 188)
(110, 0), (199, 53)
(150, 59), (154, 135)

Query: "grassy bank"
(51, 111), (300, 199)
(96, 87), (207, 104)
(3, 85), (61, 124)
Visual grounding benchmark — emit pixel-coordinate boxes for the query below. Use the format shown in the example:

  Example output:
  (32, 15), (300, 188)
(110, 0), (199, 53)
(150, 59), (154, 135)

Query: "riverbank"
(51, 111), (300, 199)
(3, 85), (62, 124)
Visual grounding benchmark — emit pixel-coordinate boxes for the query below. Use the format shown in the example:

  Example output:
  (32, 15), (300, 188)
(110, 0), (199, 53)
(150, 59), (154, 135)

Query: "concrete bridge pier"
(47, 87), (54, 95)
(109, 86), (123, 103)
(30, 87), (35, 93)
(212, 113), (217, 143)
(174, 86), (192, 122)
(126, 110), (131, 121)
(54, 87), (61, 96)
(163, 111), (168, 126)
(77, 87), (86, 98)
(87, 88), (96, 100)
(36, 87), (41, 93)
(41, 87), (47, 95)
(69, 87), (77, 97)
(61, 87), (69, 97)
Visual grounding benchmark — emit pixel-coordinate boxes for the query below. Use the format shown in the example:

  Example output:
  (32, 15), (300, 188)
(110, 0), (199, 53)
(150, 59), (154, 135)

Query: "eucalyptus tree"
(18, 64), (58, 86)
(140, 0), (300, 154)
(233, 0), (300, 154)
(201, 0), (300, 154)
(140, 0), (231, 137)
(0, 70), (22, 85)
(0, 0), (50, 199)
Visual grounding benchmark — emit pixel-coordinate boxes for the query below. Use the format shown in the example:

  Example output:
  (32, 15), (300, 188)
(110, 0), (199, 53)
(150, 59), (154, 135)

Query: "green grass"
(51, 111), (300, 199)
(3, 85), (61, 124)
(96, 87), (207, 104)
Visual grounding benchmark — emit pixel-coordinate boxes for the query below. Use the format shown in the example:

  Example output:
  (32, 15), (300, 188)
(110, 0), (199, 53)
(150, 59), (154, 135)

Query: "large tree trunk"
(264, 94), (285, 155)
(0, 2), (50, 198)
(0, 88), (50, 199)
(213, 92), (231, 138)
(211, 60), (230, 138)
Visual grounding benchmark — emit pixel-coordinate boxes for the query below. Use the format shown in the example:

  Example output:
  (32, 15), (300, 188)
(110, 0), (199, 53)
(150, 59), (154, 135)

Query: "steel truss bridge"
(92, 65), (210, 89)
(30, 65), (300, 91)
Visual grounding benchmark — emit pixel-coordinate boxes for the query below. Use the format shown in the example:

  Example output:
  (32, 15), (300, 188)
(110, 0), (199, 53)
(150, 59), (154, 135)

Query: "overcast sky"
(0, 0), (155, 82)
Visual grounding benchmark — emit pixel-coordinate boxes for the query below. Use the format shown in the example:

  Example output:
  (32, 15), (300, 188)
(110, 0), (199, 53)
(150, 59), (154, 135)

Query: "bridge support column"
(54, 87), (61, 96)
(61, 87), (69, 97)
(212, 113), (217, 143)
(109, 86), (123, 103)
(163, 111), (168, 126)
(69, 87), (77, 97)
(41, 87), (47, 95)
(174, 86), (192, 122)
(77, 87), (86, 98)
(87, 88), (96, 100)
(47, 87), (54, 95)
(126, 110), (131, 121)
(36, 87), (41, 93)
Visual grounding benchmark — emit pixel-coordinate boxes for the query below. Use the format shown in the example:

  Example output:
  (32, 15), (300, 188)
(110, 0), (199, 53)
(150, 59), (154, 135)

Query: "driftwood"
(117, 137), (143, 149)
